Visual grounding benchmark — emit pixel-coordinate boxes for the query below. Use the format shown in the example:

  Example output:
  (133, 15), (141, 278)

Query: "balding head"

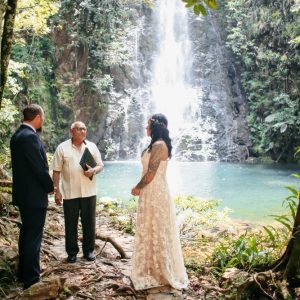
(70, 121), (87, 146)
(70, 121), (86, 130)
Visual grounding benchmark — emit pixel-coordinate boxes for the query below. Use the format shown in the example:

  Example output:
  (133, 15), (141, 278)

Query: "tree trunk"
(0, 1), (6, 46)
(283, 193), (300, 286)
(0, 0), (18, 109)
(272, 192), (300, 286)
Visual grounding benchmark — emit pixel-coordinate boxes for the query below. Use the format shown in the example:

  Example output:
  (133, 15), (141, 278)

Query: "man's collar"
(71, 138), (86, 148)
(22, 122), (36, 132)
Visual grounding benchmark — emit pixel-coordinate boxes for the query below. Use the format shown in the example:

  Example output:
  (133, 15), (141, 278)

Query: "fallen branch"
(44, 230), (61, 240)
(105, 283), (138, 299)
(41, 247), (59, 261)
(0, 180), (12, 188)
(96, 233), (128, 259)
(97, 240), (108, 257)
(115, 286), (138, 298)
(1, 216), (21, 227)
(43, 237), (56, 246)
(201, 284), (228, 293)
(41, 265), (85, 277)
(253, 272), (276, 300)
(235, 271), (280, 300)
(81, 275), (122, 286)
(75, 292), (95, 300)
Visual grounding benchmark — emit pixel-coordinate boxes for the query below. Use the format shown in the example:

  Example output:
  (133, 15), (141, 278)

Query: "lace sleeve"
(136, 141), (168, 189)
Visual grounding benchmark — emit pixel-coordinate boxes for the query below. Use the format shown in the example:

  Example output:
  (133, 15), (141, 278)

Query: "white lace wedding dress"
(131, 140), (189, 291)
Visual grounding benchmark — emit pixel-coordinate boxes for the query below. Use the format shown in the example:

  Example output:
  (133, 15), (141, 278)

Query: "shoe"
(83, 252), (95, 261)
(23, 279), (39, 290)
(67, 255), (77, 263)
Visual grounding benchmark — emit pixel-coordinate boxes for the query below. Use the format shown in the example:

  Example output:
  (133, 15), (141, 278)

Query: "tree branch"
(95, 233), (128, 259)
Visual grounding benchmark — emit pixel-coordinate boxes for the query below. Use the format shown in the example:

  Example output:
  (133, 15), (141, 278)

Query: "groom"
(10, 104), (54, 289)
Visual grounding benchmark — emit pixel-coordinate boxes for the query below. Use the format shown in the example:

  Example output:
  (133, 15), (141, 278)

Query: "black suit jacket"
(10, 124), (54, 208)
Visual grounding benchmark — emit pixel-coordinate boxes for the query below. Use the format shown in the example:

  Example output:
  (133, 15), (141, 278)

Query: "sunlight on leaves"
(15, 0), (60, 37)
(182, 0), (218, 15)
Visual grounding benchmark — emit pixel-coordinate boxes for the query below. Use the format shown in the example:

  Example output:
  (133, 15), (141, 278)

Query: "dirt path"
(14, 203), (199, 299)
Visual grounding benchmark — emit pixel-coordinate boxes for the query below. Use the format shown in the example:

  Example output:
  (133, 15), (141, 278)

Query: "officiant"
(52, 121), (103, 263)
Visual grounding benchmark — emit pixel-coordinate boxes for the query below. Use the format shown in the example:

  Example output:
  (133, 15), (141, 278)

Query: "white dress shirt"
(52, 139), (103, 199)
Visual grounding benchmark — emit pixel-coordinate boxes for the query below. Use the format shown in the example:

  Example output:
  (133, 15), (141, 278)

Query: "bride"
(131, 113), (189, 296)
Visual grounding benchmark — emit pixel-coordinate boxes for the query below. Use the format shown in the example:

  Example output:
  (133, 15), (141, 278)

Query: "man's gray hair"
(70, 121), (86, 129)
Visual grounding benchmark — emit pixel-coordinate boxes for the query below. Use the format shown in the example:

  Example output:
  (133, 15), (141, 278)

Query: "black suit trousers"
(18, 207), (47, 288)
(63, 196), (96, 256)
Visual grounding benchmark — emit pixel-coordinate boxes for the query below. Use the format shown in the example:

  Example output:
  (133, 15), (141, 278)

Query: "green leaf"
(294, 225), (300, 236)
(275, 218), (292, 232)
(185, 2), (195, 8)
(276, 215), (292, 223)
(226, 257), (239, 267)
(286, 186), (299, 197)
(286, 194), (297, 200)
(263, 226), (275, 242)
(280, 123), (288, 133)
(194, 4), (206, 15)
(265, 113), (277, 123)
(204, 0), (218, 10)
(294, 148), (300, 158)
(182, 0), (198, 4)
(288, 202), (296, 220)
(292, 174), (300, 181)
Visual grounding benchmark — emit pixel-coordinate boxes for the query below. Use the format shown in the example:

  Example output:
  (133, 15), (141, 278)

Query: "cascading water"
(101, 0), (250, 161)
(146, 0), (218, 161)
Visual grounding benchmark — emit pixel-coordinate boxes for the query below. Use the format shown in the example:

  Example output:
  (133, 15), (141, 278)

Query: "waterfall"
(146, 0), (218, 161)
(101, 0), (250, 161)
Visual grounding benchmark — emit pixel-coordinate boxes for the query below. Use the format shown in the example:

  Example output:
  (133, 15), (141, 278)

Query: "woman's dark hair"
(146, 113), (172, 158)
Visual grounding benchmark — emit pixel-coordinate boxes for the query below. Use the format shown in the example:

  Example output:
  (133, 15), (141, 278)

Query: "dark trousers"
(18, 207), (47, 288)
(63, 196), (96, 256)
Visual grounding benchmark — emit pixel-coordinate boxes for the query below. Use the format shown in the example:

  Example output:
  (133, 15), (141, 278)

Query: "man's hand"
(131, 187), (140, 196)
(84, 164), (95, 178)
(55, 190), (63, 206)
(48, 186), (57, 195)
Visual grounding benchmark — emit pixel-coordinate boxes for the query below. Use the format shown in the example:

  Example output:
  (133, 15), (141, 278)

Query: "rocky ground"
(1, 197), (227, 300)
(3, 195), (298, 300)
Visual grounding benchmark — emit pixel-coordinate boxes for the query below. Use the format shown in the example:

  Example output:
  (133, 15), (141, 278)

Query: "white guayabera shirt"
(52, 139), (103, 199)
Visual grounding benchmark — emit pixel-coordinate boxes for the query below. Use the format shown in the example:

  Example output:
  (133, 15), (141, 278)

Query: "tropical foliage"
(0, 0), (137, 151)
(211, 176), (300, 276)
(0, 0), (299, 160)
(221, 0), (300, 161)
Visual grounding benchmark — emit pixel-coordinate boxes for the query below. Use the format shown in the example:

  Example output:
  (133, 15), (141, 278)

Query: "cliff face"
(51, 2), (250, 162)
(50, 3), (149, 159)
(181, 11), (251, 161)
(132, 3), (251, 162)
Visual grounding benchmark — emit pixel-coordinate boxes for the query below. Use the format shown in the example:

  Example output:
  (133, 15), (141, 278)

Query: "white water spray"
(148, 0), (217, 160)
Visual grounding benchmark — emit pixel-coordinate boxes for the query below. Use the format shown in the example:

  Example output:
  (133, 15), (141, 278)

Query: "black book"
(79, 147), (97, 180)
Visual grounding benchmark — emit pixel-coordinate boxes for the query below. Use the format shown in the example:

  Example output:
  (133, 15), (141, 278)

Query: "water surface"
(97, 162), (299, 221)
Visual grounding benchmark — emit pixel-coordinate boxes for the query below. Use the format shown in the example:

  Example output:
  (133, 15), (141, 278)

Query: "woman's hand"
(131, 187), (140, 196)
(55, 190), (63, 206)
